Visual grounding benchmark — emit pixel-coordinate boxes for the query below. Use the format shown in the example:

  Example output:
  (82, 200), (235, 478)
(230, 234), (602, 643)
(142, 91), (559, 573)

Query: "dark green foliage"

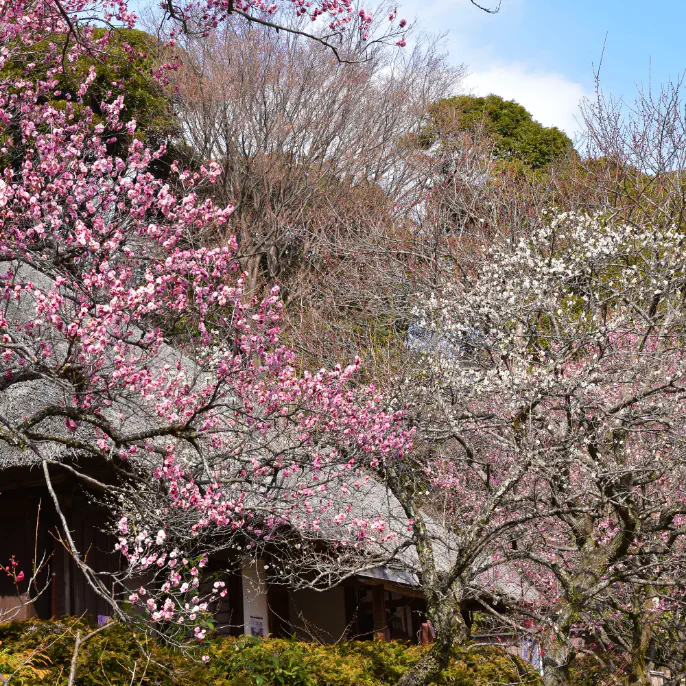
(6, 28), (173, 136)
(0, 28), (184, 174)
(0, 619), (543, 685)
(423, 94), (575, 169)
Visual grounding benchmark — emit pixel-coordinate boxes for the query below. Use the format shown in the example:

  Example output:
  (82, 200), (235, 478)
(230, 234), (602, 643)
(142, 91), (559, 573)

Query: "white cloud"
(464, 64), (588, 136)
(397, 0), (588, 137)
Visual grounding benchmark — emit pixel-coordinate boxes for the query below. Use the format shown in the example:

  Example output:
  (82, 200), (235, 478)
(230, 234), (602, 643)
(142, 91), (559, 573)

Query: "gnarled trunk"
(394, 633), (457, 686)
(540, 614), (576, 686)
(542, 662), (573, 686)
(394, 592), (469, 686)
(627, 589), (657, 686)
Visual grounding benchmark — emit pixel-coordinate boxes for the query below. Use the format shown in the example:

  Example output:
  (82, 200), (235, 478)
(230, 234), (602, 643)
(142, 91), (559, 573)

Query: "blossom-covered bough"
(407, 209), (686, 685)
(0, 0), (417, 649)
(49, 0), (411, 61)
(149, 0), (499, 57)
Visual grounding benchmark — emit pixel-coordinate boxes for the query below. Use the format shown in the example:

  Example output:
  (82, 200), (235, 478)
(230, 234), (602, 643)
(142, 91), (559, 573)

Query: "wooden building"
(0, 464), (429, 643)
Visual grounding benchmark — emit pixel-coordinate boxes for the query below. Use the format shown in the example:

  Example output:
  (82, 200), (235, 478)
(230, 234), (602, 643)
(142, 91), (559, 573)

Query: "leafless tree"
(157, 11), (463, 372)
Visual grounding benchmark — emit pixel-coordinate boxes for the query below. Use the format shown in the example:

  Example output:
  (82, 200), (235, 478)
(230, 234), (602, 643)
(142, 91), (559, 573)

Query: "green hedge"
(0, 619), (540, 685)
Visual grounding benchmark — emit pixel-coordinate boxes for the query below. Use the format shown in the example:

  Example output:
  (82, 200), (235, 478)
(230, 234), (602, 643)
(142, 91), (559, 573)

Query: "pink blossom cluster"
(0, 556), (25, 584)
(0, 0), (414, 641)
(162, 0), (406, 39)
(117, 524), (224, 630)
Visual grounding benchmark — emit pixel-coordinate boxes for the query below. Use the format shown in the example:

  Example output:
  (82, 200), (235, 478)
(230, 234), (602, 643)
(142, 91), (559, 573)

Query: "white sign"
(250, 615), (265, 637)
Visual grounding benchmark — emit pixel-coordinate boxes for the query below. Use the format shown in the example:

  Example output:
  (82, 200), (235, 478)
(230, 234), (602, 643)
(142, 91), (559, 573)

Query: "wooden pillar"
(241, 560), (270, 637)
(372, 585), (386, 641)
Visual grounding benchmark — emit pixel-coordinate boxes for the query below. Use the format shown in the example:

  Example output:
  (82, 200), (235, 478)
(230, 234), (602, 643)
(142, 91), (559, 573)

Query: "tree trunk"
(393, 598), (469, 686)
(627, 660), (651, 686)
(627, 592), (656, 686)
(542, 663), (573, 686)
(394, 633), (456, 686)
(541, 626), (575, 686)
(382, 475), (470, 686)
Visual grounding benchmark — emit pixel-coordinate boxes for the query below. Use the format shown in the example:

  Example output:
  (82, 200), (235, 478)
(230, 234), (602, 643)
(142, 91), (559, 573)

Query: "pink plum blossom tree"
(0, 0), (414, 646)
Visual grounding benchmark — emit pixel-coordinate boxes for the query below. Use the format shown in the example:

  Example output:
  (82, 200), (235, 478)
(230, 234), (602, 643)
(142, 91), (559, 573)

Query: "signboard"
(250, 615), (265, 637)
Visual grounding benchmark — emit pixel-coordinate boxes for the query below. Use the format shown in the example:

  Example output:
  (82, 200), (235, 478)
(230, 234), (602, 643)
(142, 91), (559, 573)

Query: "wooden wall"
(0, 472), (119, 621)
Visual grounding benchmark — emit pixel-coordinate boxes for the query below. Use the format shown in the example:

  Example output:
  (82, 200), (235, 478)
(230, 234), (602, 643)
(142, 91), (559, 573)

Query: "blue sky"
(398, 0), (686, 137)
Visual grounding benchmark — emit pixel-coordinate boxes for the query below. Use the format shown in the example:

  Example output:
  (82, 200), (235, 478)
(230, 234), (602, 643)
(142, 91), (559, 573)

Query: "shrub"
(0, 619), (541, 685)
(0, 618), (201, 685)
